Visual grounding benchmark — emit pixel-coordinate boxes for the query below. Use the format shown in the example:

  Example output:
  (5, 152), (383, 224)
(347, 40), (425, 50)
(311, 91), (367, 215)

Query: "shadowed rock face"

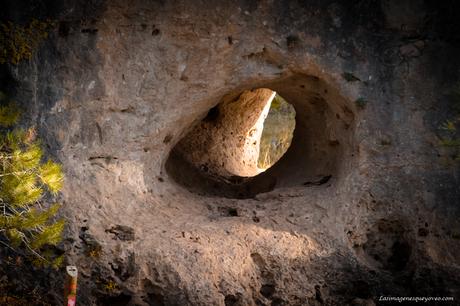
(2, 0), (460, 305)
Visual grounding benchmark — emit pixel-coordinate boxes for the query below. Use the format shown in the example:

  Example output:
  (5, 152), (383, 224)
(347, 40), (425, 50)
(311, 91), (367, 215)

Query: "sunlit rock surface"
(175, 88), (277, 178)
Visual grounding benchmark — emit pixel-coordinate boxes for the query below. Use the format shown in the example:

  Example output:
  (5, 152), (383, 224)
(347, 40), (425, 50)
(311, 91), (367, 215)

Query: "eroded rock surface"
(1, 0), (460, 305)
(176, 88), (277, 178)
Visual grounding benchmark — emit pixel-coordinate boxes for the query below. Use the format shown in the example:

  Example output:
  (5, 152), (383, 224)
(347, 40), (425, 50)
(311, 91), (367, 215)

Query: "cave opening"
(173, 87), (296, 178)
(166, 74), (355, 198)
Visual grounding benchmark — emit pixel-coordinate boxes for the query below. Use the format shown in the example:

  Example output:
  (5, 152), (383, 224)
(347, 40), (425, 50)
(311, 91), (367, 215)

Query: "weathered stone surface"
(1, 0), (460, 305)
(176, 88), (276, 178)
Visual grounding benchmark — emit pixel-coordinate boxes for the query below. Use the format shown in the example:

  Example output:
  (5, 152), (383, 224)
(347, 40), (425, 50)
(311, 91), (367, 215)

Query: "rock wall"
(1, 0), (460, 305)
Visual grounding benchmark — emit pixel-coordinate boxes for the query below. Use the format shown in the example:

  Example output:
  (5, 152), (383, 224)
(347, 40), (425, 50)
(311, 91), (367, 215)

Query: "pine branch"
(0, 101), (65, 266)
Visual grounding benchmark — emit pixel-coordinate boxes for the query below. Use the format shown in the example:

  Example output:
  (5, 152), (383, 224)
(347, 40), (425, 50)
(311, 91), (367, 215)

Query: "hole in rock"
(260, 284), (276, 298)
(166, 74), (355, 198)
(176, 88), (295, 177)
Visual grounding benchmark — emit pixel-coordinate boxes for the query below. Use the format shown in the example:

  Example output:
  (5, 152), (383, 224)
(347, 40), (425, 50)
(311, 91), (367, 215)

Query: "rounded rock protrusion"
(175, 88), (295, 178)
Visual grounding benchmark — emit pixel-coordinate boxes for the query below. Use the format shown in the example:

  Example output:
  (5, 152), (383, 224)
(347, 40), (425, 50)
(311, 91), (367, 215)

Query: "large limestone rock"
(1, 0), (460, 305)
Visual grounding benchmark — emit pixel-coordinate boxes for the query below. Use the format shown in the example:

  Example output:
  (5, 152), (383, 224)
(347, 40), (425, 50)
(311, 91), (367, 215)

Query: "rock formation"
(1, 0), (460, 305)
(175, 88), (295, 178)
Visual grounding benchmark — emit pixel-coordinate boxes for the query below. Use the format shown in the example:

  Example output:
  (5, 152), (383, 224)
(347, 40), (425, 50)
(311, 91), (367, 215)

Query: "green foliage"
(439, 85), (460, 163)
(0, 91), (20, 126)
(269, 94), (283, 110)
(102, 279), (120, 293)
(441, 120), (456, 132)
(86, 242), (103, 258)
(30, 219), (65, 249)
(0, 19), (55, 65)
(258, 94), (296, 170)
(0, 203), (60, 230)
(31, 249), (64, 270)
(440, 138), (460, 147)
(0, 100), (65, 267)
(0, 103), (20, 126)
(39, 160), (63, 194)
(6, 228), (22, 248)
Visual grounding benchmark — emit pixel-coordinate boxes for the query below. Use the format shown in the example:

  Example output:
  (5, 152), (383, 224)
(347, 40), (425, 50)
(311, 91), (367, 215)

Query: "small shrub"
(104, 280), (119, 292)
(439, 85), (460, 162)
(0, 19), (55, 65)
(87, 243), (103, 258)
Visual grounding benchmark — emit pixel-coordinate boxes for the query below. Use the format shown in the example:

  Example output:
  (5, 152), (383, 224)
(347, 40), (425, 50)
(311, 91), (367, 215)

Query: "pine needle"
(2, 172), (42, 206)
(30, 219), (65, 250)
(39, 160), (63, 193)
(0, 99), (65, 264)
(11, 144), (43, 171)
(6, 228), (23, 247)
(18, 203), (61, 230)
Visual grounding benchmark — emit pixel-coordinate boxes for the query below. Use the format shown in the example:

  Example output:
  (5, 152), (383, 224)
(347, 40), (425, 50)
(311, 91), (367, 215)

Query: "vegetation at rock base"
(103, 280), (120, 293)
(0, 92), (64, 268)
(0, 19), (55, 65)
(258, 94), (296, 170)
(439, 85), (460, 163)
(87, 242), (103, 258)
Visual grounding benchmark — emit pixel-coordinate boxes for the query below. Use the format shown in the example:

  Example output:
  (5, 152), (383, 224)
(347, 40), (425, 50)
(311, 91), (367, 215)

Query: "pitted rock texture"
(176, 88), (277, 178)
(1, 0), (460, 305)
